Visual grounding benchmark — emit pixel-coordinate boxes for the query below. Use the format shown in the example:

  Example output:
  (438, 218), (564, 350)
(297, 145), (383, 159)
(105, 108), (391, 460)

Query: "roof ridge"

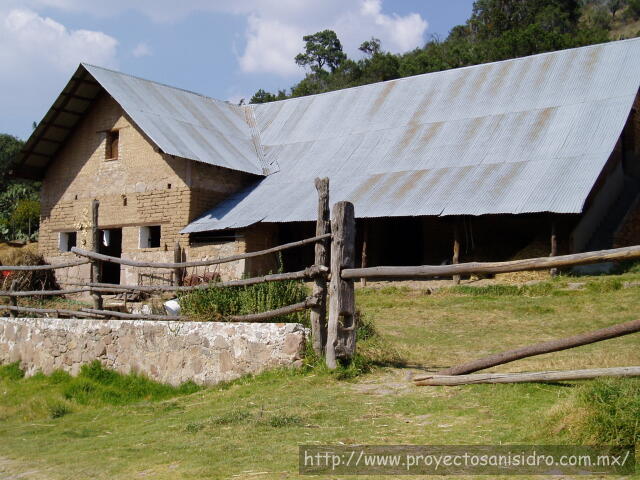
(81, 63), (231, 105)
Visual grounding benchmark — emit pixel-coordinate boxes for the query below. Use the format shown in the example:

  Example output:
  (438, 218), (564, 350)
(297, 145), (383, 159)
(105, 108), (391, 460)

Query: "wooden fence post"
(550, 220), (558, 277)
(310, 177), (330, 356)
(361, 222), (368, 288)
(90, 199), (103, 310)
(173, 242), (184, 286)
(326, 201), (356, 369)
(452, 221), (461, 285)
(9, 280), (17, 318)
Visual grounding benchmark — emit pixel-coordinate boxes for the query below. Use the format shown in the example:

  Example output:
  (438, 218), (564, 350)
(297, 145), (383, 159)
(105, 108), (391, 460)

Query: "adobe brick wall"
(39, 94), (262, 282)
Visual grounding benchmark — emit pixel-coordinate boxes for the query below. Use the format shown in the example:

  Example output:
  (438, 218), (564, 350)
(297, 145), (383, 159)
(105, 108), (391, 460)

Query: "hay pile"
(0, 248), (58, 291)
(495, 235), (552, 284)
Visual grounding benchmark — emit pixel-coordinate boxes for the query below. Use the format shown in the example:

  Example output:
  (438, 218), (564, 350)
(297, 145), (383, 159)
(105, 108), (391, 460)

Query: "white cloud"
(132, 41), (152, 58)
(1, 8), (118, 72)
(0, 7), (118, 137)
(14, 0), (428, 76)
(238, 15), (303, 76)
(358, 0), (427, 52)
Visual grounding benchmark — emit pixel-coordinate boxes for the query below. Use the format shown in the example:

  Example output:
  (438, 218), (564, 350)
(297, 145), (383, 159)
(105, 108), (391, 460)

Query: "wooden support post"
(550, 220), (558, 277)
(173, 242), (183, 286)
(326, 201), (356, 369)
(360, 222), (368, 287)
(90, 199), (103, 310)
(310, 178), (330, 356)
(8, 280), (17, 318)
(452, 221), (461, 285)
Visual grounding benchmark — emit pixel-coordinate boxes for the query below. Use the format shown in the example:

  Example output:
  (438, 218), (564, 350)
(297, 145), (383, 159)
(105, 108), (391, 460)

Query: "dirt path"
(0, 457), (43, 480)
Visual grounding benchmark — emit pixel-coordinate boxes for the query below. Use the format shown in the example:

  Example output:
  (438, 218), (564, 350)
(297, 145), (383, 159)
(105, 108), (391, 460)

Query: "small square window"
(105, 130), (119, 160)
(58, 232), (77, 252)
(139, 225), (161, 248)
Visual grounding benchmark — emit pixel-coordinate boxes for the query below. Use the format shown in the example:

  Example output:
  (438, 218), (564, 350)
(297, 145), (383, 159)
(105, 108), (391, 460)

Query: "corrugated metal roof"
(183, 38), (640, 232)
(15, 64), (266, 177)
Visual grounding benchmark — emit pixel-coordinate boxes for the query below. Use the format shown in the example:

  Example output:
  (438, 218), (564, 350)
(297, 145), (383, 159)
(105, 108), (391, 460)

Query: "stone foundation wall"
(0, 318), (306, 386)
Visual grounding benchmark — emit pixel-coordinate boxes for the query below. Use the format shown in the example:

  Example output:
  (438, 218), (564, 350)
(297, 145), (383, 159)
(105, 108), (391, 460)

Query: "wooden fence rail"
(58, 265), (328, 293)
(0, 259), (90, 271)
(70, 234), (331, 269)
(341, 244), (640, 280)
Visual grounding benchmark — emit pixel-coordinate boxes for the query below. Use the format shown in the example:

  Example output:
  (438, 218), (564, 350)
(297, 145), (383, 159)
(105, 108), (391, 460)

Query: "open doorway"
(98, 228), (122, 284)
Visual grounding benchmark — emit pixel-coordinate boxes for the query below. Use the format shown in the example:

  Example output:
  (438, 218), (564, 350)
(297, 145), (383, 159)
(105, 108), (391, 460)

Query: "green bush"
(179, 279), (309, 324)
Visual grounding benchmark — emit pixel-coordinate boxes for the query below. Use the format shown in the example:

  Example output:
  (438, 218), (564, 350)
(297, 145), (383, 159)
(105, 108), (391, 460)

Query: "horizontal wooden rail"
(71, 234), (331, 269)
(2, 305), (105, 319)
(413, 366), (640, 386)
(342, 245), (640, 280)
(0, 287), (91, 297)
(0, 259), (90, 271)
(64, 266), (328, 293)
(227, 296), (318, 322)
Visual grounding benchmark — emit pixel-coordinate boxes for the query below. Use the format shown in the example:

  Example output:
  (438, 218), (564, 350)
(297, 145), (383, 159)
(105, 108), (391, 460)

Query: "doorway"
(98, 228), (122, 284)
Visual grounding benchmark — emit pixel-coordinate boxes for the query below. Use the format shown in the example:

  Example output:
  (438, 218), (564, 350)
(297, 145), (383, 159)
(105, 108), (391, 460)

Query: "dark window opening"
(105, 130), (119, 160)
(139, 225), (161, 248)
(189, 230), (236, 245)
(59, 232), (77, 252)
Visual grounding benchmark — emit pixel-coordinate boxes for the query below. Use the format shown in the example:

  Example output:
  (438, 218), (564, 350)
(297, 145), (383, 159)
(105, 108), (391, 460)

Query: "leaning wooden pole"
(414, 366), (640, 386)
(326, 201), (357, 369)
(310, 177), (330, 356)
(90, 199), (103, 310)
(433, 318), (640, 377)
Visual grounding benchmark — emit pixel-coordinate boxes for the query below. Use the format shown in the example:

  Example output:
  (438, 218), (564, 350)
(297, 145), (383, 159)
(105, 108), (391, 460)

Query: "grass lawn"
(0, 270), (639, 479)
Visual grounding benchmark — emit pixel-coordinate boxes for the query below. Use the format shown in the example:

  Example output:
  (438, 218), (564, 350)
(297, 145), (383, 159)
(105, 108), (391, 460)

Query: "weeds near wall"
(0, 361), (201, 420)
(545, 378), (640, 445)
(179, 279), (309, 324)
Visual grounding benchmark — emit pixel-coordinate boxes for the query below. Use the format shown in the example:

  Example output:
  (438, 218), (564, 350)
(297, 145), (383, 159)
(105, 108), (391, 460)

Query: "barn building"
(13, 37), (640, 285)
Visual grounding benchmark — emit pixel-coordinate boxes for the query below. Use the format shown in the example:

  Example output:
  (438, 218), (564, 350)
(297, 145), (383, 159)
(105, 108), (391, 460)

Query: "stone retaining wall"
(0, 318), (306, 386)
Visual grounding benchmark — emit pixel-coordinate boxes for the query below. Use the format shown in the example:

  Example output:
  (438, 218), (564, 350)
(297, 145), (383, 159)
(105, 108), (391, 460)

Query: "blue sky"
(0, 1), (475, 140)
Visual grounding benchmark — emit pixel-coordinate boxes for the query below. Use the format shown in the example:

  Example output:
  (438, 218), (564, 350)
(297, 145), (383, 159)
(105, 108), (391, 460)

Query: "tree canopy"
(250, 0), (635, 104)
(0, 134), (40, 242)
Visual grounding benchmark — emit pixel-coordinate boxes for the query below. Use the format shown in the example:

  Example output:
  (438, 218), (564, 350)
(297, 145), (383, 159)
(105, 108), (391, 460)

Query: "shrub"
(179, 279), (309, 324)
(47, 400), (72, 419)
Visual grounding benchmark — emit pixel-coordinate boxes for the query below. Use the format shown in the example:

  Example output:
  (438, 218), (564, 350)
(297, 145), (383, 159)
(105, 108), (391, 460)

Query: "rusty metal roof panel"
(184, 38), (640, 232)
